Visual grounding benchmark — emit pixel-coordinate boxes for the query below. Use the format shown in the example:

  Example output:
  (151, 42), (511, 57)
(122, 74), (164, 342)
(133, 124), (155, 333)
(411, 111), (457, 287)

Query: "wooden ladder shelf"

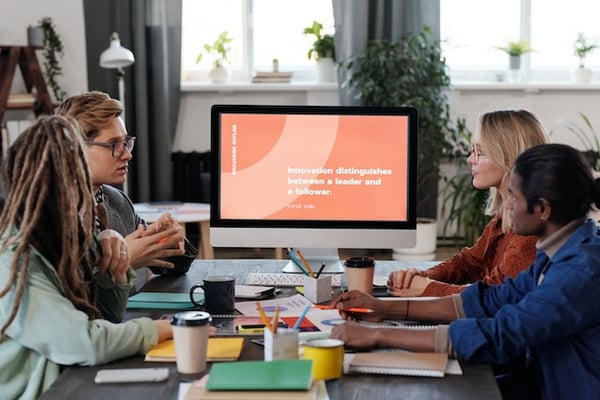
(0, 45), (54, 123)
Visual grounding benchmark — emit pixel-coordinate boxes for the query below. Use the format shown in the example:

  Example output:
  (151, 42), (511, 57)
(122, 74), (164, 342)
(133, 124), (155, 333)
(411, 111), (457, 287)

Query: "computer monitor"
(210, 104), (418, 273)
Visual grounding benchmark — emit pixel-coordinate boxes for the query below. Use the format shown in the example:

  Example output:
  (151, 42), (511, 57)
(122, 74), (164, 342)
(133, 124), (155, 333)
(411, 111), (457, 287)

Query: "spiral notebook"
(347, 351), (448, 378)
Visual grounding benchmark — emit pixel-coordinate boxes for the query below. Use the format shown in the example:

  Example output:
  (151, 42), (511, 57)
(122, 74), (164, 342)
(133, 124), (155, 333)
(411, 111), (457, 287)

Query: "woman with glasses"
(331, 143), (600, 399)
(57, 91), (186, 291)
(388, 109), (549, 297)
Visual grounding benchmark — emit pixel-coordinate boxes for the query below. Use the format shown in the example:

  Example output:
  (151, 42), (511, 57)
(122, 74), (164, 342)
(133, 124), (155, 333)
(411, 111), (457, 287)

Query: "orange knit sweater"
(421, 216), (537, 296)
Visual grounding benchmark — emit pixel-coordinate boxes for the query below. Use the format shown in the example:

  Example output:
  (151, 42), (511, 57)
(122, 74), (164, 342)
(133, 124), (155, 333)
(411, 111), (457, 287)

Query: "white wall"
(1, 0), (88, 100)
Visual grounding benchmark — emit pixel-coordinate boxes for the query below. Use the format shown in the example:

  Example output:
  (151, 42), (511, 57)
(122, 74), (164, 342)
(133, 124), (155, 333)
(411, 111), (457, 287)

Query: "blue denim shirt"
(450, 219), (600, 399)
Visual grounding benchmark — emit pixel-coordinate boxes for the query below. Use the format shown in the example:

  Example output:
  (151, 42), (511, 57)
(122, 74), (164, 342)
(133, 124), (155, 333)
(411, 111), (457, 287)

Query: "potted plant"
(38, 17), (66, 102)
(344, 26), (461, 259)
(196, 31), (233, 83)
(495, 39), (534, 82)
(303, 21), (336, 82)
(573, 33), (598, 83)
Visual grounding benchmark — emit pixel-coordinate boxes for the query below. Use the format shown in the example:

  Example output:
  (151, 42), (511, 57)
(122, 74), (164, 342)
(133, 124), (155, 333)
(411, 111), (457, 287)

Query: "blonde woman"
(389, 109), (549, 297)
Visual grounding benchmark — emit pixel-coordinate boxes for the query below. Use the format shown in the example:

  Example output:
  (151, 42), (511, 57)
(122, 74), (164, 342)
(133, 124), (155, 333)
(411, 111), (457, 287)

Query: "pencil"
(272, 306), (280, 333)
(292, 304), (311, 331)
(287, 248), (310, 276)
(296, 249), (315, 277)
(256, 302), (274, 333)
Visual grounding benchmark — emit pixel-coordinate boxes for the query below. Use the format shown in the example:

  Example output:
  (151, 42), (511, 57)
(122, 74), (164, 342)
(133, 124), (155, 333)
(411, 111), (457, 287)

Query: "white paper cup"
(171, 311), (211, 374)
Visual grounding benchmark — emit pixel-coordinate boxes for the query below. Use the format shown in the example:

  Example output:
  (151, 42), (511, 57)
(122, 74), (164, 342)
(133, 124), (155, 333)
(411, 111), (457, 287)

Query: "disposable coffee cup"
(171, 311), (211, 374)
(189, 275), (235, 314)
(344, 256), (375, 294)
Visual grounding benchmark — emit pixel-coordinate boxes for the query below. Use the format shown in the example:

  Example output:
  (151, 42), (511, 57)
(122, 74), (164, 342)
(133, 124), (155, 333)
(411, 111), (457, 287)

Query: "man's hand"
(330, 321), (379, 349)
(96, 229), (130, 284)
(331, 290), (387, 322)
(126, 215), (185, 269)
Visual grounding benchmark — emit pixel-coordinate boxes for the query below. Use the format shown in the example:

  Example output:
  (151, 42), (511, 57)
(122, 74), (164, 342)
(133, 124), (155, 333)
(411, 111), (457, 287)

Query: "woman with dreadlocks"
(0, 116), (172, 400)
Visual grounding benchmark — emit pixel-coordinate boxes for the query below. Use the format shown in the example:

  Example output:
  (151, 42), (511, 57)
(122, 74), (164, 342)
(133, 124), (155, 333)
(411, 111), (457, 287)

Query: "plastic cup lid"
(171, 311), (211, 326)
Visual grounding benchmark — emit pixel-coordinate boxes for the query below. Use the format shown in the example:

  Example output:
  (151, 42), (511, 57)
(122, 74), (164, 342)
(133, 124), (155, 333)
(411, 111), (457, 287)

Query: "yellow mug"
(303, 338), (345, 380)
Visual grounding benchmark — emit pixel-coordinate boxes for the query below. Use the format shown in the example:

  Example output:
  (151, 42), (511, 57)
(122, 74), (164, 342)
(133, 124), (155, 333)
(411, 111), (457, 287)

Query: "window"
(441, 0), (600, 82)
(181, 0), (333, 82)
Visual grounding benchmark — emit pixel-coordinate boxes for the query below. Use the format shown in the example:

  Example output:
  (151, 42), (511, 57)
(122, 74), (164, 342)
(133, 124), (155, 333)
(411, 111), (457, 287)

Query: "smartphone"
(94, 368), (170, 384)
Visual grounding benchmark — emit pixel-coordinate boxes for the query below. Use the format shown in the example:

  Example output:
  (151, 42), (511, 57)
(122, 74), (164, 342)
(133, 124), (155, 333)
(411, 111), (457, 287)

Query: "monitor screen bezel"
(210, 104), (418, 249)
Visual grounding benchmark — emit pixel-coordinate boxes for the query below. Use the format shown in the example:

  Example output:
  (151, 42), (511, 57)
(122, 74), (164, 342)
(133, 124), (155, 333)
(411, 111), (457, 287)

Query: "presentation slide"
(219, 113), (409, 221)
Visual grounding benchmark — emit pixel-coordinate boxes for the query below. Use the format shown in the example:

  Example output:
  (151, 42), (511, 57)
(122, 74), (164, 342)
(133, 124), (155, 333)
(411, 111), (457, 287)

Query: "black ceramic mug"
(189, 275), (235, 314)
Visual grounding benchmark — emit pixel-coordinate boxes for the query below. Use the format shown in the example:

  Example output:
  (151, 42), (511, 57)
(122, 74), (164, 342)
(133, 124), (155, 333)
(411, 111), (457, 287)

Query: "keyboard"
(245, 272), (342, 287)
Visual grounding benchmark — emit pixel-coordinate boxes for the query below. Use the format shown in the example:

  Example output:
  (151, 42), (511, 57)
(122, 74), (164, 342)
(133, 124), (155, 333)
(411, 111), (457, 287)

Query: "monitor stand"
(282, 248), (344, 274)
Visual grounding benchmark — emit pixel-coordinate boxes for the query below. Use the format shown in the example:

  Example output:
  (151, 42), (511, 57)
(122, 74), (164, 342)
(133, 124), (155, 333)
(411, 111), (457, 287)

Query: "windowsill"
(180, 80), (600, 93)
(180, 81), (339, 92)
(452, 81), (600, 91)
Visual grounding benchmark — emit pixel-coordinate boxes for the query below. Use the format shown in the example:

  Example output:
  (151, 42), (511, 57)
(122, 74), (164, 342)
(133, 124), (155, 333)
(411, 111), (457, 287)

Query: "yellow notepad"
(145, 337), (244, 362)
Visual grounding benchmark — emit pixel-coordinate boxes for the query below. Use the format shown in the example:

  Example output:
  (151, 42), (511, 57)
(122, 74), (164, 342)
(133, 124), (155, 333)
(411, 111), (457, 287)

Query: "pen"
(315, 263), (326, 279)
(292, 304), (311, 331)
(296, 249), (315, 277)
(313, 304), (374, 314)
(256, 302), (274, 333)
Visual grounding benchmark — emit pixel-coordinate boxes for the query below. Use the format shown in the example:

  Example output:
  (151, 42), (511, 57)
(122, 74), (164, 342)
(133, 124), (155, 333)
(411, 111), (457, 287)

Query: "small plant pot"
(209, 66), (229, 83)
(316, 58), (336, 82)
(27, 26), (44, 47)
(573, 67), (593, 83)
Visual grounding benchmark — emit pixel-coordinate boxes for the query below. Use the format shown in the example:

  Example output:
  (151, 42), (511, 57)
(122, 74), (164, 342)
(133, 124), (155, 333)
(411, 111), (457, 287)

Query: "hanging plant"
(39, 17), (66, 102)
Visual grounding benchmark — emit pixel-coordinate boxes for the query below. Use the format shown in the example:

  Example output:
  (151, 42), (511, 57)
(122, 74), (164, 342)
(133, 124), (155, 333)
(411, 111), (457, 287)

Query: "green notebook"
(126, 292), (203, 309)
(206, 360), (313, 391)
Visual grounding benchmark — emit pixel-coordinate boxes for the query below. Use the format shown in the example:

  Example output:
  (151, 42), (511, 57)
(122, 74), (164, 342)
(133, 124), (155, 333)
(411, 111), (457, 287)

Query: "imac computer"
(210, 104), (418, 273)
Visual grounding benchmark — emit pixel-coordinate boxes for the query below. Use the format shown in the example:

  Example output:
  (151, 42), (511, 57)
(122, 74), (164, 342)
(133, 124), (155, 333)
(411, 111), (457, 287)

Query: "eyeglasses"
(86, 136), (136, 158)
(470, 145), (486, 163)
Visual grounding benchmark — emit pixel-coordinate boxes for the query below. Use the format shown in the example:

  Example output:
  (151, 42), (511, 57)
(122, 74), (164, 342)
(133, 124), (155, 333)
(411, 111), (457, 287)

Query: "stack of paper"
(251, 71), (293, 83)
(145, 337), (244, 362)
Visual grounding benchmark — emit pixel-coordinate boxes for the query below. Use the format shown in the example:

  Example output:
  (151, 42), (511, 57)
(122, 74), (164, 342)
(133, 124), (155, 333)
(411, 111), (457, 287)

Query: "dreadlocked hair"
(0, 115), (101, 341)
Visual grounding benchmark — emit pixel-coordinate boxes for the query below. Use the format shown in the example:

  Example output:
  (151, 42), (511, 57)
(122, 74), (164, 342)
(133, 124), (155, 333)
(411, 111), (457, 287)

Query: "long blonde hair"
(478, 109), (549, 232)
(0, 116), (101, 340)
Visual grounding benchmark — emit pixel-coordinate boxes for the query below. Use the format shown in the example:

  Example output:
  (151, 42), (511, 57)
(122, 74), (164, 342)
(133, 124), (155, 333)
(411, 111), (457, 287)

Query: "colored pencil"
(295, 249), (315, 277)
(292, 304), (311, 331)
(256, 302), (273, 333)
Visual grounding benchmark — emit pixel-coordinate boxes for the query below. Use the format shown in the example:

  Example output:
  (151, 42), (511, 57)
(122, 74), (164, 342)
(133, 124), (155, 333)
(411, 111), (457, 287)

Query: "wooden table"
(39, 260), (502, 400)
(133, 202), (213, 259)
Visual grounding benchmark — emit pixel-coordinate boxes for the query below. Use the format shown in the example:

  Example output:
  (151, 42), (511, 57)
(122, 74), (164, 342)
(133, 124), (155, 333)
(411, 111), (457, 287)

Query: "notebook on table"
(347, 351), (448, 378)
(206, 359), (313, 391)
(144, 337), (244, 362)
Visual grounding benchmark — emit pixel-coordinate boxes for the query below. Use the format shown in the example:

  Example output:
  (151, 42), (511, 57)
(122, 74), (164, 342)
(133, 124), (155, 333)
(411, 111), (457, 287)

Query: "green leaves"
(196, 31), (233, 68)
(494, 39), (534, 56)
(344, 26), (457, 217)
(303, 20), (335, 61)
(39, 17), (65, 102)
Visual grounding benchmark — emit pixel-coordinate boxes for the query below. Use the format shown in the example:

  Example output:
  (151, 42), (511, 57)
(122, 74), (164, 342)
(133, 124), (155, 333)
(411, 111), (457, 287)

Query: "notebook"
(347, 351), (448, 378)
(206, 359), (313, 391)
(144, 337), (244, 362)
(186, 374), (320, 400)
(127, 292), (202, 309)
(235, 284), (276, 299)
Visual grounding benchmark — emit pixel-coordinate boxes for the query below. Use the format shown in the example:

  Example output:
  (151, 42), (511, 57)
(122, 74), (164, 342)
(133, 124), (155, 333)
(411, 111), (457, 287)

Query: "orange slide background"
(219, 113), (409, 221)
